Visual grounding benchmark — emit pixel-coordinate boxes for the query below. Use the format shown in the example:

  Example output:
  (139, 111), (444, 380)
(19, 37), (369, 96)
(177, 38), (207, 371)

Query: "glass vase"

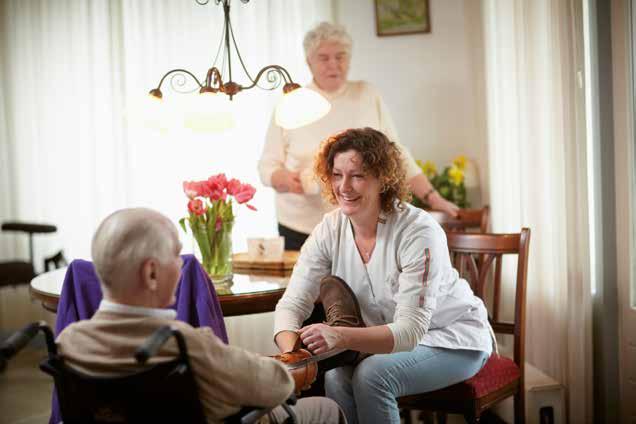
(193, 219), (234, 292)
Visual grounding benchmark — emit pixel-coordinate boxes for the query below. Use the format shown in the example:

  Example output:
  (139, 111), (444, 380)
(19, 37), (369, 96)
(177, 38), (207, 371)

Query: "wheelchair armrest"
(2, 222), (57, 234)
(285, 393), (297, 406)
(234, 394), (297, 424)
(236, 406), (271, 424)
(0, 321), (42, 360)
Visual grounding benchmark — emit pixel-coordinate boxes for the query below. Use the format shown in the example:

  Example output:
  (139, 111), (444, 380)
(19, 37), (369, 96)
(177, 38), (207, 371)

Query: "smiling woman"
(315, 127), (409, 220)
(273, 127), (494, 424)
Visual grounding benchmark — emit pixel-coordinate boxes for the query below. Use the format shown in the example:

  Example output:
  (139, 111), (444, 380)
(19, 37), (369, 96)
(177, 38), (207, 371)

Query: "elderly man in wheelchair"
(8, 207), (344, 424)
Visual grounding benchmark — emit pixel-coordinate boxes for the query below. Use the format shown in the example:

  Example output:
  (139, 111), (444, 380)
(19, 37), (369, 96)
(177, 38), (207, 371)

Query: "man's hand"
(270, 349), (317, 394)
(299, 323), (343, 355)
(271, 168), (304, 194)
(427, 190), (460, 217)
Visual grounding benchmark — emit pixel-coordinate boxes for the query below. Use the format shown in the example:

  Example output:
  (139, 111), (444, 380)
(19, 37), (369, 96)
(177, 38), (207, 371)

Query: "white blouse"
(274, 203), (494, 354)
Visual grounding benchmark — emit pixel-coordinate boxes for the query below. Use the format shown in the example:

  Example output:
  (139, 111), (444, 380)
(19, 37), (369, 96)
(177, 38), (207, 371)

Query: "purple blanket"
(49, 254), (228, 423)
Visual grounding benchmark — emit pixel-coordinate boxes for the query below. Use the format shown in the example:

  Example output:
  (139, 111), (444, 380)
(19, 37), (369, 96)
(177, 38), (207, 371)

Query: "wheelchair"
(0, 321), (297, 423)
(0, 222), (67, 288)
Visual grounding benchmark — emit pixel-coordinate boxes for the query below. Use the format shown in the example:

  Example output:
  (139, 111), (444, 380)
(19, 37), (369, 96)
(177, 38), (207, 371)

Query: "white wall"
(335, 0), (489, 207)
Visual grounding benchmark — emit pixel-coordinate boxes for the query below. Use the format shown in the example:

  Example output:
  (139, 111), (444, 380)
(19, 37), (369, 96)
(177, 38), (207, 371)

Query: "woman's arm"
(274, 330), (301, 353)
(408, 174), (459, 217)
(299, 324), (395, 354)
(258, 115), (300, 192)
(273, 219), (334, 352)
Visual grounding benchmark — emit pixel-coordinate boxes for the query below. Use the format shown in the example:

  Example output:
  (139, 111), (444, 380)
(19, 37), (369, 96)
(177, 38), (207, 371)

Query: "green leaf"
(178, 217), (187, 234)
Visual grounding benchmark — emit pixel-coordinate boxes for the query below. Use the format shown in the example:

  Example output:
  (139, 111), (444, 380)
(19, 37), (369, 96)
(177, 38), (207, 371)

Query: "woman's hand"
(299, 323), (344, 354)
(428, 191), (459, 217)
(271, 168), (304, 194)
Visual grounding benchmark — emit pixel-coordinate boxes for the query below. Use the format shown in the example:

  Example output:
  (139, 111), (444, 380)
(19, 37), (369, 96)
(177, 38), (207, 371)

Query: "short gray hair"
(91, 208), (178, 288)
(303, 22), (352, 58)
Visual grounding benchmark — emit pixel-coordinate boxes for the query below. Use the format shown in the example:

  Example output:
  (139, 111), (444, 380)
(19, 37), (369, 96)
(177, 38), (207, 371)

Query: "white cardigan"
(274, 204), (494, 354)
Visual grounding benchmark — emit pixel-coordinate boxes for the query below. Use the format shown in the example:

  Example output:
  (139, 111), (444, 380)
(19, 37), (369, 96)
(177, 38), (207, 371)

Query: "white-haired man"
(56, 207), (344, 423)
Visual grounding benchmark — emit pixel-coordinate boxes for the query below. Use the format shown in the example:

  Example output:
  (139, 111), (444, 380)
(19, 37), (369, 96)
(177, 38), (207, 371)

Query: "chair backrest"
(40, 326), (208, 424)
(428, 206), (490, 233)
(446, 228), (530, 370)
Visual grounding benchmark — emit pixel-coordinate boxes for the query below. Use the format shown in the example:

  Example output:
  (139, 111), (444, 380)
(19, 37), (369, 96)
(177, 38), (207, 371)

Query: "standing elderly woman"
(258, 22), (458, 251)
(273, 128), (493, 424)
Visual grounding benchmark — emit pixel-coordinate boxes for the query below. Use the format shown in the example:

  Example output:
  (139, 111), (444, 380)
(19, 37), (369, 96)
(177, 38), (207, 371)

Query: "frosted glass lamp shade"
(275, 87), (330, 130)
(184, 91), (235, 133)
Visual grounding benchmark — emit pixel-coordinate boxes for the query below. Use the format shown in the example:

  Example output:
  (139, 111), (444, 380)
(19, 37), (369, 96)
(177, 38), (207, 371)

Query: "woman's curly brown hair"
(314, 127), (411, 215)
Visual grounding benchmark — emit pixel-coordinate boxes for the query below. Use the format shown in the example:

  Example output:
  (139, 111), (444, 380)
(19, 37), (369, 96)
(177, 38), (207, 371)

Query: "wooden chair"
(398, 228), (531, 423)
(427, 206), (490, 233)
(0, 222), (67, 288)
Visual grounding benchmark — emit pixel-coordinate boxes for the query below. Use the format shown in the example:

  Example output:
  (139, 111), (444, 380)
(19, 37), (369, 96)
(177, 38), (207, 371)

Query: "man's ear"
(140, 258), (158, 291)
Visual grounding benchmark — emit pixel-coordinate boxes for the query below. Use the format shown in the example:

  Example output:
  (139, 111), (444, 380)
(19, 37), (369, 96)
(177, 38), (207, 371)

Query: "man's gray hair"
(303, 22), (352, 58)
(91, 208), (177, 288)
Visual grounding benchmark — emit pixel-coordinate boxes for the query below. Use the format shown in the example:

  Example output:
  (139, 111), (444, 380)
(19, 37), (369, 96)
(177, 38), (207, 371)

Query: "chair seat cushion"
(426, 354), (521, 399)
(0, 261), (36, 286)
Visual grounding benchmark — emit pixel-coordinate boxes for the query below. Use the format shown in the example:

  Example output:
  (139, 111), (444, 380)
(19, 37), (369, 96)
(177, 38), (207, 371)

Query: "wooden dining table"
(30, 266), (291, 317)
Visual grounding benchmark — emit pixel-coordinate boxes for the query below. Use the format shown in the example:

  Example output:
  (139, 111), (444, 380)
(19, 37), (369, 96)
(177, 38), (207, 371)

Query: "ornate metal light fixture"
(148, 0), (330, 131)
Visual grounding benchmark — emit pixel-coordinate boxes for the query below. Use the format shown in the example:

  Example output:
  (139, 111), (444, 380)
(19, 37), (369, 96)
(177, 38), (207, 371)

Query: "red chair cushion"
(426, 354), (521, 399)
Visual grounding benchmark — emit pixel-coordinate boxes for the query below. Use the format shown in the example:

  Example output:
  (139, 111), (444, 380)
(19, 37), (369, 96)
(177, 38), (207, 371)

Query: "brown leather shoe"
(317, 275), (370, 371)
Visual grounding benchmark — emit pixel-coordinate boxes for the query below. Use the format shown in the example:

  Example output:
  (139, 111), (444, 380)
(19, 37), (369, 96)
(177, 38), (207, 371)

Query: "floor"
(0, 346), (53, 424)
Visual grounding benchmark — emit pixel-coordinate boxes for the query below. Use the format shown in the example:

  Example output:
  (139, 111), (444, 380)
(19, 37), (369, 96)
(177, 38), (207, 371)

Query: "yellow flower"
(448, 165), (464, 186)
(453, 155), (467, 170)
(417, 160), (437, 178)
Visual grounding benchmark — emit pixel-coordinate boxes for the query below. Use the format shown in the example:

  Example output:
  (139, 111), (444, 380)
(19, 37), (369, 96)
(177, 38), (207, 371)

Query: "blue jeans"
(324, 345), (490, 424)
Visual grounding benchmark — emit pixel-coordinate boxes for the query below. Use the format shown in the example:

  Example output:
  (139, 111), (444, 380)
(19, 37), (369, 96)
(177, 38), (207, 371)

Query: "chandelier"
(148, 0), (330, 131)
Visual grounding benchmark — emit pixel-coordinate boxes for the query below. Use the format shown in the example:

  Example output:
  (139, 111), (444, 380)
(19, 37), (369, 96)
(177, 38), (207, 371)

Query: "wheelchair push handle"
(135, 325), (174, 364)
(0, 321), (43, 359)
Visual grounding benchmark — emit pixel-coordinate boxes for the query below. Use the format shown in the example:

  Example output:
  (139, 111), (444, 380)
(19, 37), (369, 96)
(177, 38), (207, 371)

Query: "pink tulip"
(234, 183), (256, 204)
(183, 181), (199, 199)
(216, 173), (228, 189)
(208, 173), (227, 191)
(209, 188), (224, 201)
(187, 198), (206, 216)
(246, 203), (257, 211)
(226, 178), (242, 195)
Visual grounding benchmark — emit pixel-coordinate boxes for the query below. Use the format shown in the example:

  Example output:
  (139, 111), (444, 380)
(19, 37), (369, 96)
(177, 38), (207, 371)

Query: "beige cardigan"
(57, 310), (294, 424)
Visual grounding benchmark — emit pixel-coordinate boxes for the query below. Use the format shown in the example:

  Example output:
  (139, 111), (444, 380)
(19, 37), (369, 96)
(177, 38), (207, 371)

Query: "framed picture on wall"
(375, 0), (431, 36)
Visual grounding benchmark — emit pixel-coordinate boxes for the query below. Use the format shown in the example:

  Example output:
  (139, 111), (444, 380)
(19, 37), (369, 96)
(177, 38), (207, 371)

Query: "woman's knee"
(324, 367), (353, 395)
(352, 356), (395, 395)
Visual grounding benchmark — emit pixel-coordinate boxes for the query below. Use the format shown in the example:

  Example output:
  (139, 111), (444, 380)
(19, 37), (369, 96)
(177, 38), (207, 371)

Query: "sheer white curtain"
(0, 0), (332, 347)
(482, 0), (593, 421)
(0, 0), (332, 265)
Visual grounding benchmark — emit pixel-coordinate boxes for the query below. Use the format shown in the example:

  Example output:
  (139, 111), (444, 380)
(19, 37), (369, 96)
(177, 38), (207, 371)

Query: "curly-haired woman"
(273, 128), (494, 424)
(258, 22), (458, 251)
